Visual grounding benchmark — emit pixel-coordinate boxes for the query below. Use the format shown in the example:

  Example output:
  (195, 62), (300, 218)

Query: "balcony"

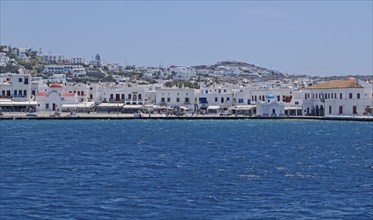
(0, 95), (12, 99)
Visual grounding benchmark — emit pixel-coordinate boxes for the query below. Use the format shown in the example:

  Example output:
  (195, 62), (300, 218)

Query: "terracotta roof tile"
(37, 92), (47, 96)
(305, 79), (363, 90)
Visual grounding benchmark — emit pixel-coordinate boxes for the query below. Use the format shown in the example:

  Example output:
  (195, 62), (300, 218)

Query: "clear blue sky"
(1, 1), (372, 76)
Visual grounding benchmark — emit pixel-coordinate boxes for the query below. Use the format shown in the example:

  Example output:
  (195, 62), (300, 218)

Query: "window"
(329, 106), (332, 114)
(349, 93), (352, 99)
(24, 78), (29, 85)
(176, 98), (180, 102)
(167, 97), (170, 102)
(161, 97), (165, 102)
(128, 94), (132, 100)
(224, 89), (226, 93)
(14, 90), (17, 96)
(121, 94), (125, 100)
(238, 99), (243, 103)
(138, 94), (142, 100)
(295, 101), (299, 105)
(185, 97), (190, 103)
(226, 97), (230, 102)
(18, 78), (22, 83)
(357, 93), (360, 99)
(215, 97), (218, 102)
(339, 106), (343, 114)
(221, 97), (224, 103)
(23, 90), (27, 96)
(46, 103), (49, 109)
(340, 93), (343, 99)
(110, 94), (113, 99)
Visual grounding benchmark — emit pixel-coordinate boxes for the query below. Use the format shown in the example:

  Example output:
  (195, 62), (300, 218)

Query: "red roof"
(50, 83), (63, 88)
(37, 92), (47, 96)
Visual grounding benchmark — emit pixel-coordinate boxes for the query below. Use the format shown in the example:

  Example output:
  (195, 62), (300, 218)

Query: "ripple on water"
(0, 120), (372, 219)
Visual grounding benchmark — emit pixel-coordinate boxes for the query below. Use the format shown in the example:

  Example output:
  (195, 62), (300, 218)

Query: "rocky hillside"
(194, 60), (287, 80)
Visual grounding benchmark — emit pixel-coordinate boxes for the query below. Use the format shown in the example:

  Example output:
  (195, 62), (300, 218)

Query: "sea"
(0, 120), (372, 219)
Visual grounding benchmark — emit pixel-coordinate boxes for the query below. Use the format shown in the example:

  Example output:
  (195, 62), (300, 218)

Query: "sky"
(0, 1), (372, 76)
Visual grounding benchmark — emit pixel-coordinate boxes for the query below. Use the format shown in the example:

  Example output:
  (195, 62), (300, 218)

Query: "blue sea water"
(0, 120), (372, 219)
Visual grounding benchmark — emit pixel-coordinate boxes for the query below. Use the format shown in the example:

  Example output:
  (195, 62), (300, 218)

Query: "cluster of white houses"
(0, 73), (372, 117)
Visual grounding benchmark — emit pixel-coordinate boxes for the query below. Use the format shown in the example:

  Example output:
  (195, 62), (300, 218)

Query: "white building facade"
(0, 52), (10, 67)
(302, 78), (373, 116)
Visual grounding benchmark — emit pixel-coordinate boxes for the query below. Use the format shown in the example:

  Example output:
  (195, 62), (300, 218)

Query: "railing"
(0, 95), (12, 99)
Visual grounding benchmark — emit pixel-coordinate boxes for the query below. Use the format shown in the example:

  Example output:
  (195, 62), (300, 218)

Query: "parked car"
(25, 113), (38, 117)
(219, 111), (230, 116)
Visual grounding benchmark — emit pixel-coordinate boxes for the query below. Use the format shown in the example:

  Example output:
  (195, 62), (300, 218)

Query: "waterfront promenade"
(1, 111), (372, 121)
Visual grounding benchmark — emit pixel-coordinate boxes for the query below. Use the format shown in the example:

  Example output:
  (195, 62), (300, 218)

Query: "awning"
(0, 100), (38, 106)
(179, 106), (189, 110)
(97, 103), (124, 108)
(142, 104), (156, 109)
(79, 102), (95, 108)
(154, 105), (173, 110)
(207, 105), (221, 110)
(285, 106), (302, 110)
(229, 105), (255, 110)
(62, 102), (95, 109)
(122, 105), (142, 109)
(61, 104), (79, 108)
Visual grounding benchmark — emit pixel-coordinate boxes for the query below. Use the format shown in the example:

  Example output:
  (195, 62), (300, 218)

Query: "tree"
(0, 65), (19, 73)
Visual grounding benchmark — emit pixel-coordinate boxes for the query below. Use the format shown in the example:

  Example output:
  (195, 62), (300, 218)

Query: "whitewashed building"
(170, 66), (197, 81)
(35, 83), (78, 111)
(43, 55), (67, 63)
(0, 52), (10, 67)
(155, 87), (195, 110)
(198, 85), (235, 111)
(17, 48), (30, 61)
(47, 74), (67, 84)
(256, 93), (285, 117)
(70, 57), (86, 64)
(44, 65), (86, 77)
(99, 83), (147, 105)
(0, 73), (36, 111)
(302, 78), (373, 116)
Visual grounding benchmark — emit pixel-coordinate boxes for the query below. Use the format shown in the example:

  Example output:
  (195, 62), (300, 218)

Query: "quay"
(1, 112), (372, 122)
